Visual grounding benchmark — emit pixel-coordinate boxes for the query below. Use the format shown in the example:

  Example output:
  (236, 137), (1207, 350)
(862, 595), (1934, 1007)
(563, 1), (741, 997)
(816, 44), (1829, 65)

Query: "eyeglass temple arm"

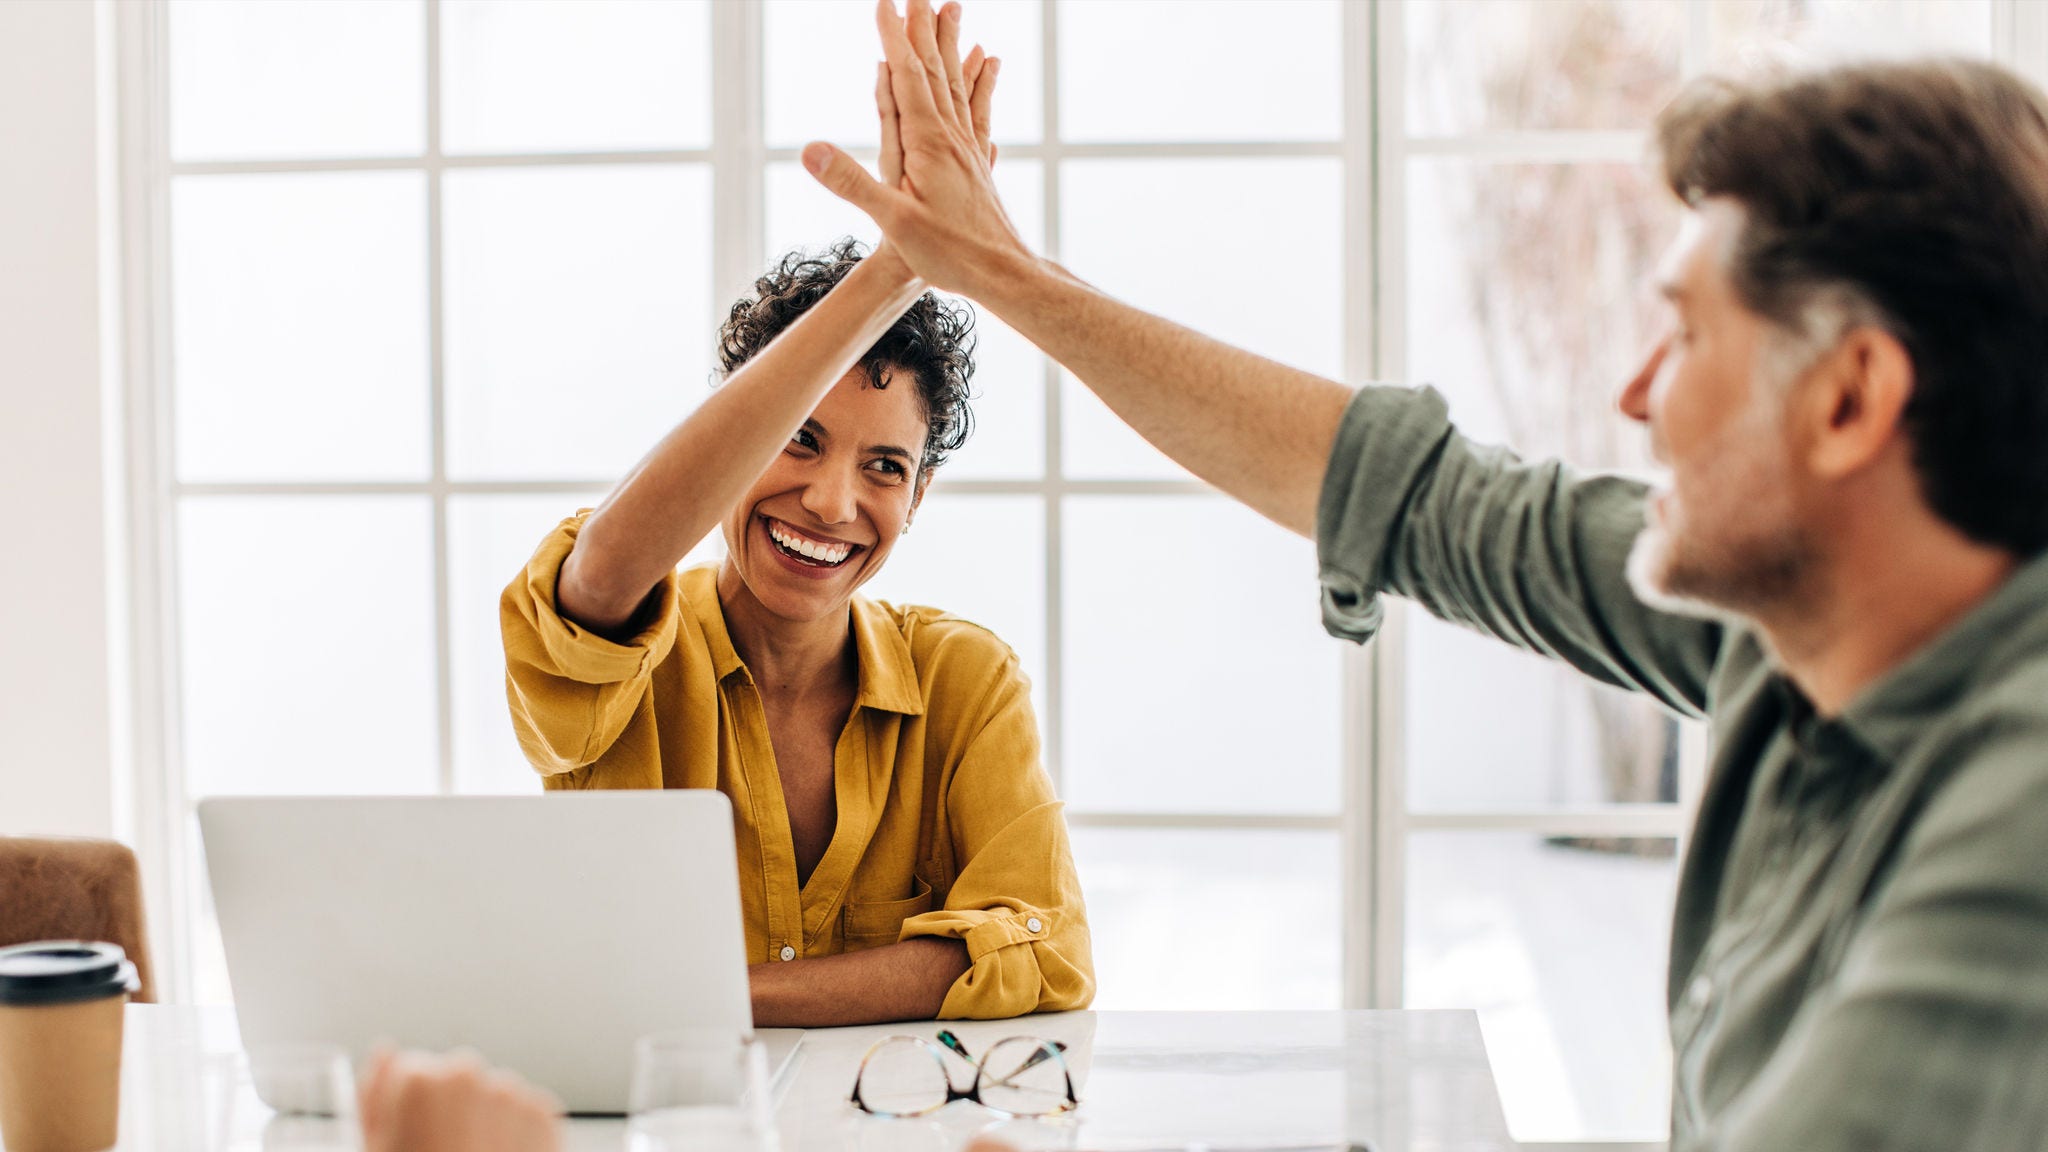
(936, 1030), (975, 1061)
(977, 1040), (1071, 1089)
(936, 1030), (1068, 1062)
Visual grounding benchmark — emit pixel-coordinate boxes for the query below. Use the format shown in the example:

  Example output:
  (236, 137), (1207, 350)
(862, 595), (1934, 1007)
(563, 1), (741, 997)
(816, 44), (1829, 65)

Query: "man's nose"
(1618, 336), (1670, 425)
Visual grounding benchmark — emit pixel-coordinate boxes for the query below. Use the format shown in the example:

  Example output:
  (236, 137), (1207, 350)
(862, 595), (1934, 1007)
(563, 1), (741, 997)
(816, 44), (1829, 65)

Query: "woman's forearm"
(557, 251), (927, 632)
(747, 937), (969, 1028)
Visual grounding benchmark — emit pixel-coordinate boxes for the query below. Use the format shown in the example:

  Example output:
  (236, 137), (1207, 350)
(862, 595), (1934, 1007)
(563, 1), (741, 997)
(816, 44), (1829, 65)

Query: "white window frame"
(114, 11), (2040, 1141)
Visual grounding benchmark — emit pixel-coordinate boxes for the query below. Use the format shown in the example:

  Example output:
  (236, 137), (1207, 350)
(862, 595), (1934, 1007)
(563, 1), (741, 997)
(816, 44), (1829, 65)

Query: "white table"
(100, 1005), (1515, 1152)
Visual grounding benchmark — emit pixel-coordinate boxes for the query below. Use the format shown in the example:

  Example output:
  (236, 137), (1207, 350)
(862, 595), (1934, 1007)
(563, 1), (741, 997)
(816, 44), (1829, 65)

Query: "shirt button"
(778, 945), (796, 962)
(1025, 917), (1043, 934)
(1686, 975), (1712, 1009)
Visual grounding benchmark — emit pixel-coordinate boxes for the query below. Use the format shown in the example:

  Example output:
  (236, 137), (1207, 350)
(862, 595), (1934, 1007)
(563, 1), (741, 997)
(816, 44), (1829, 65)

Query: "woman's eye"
(869, 458), (906, 477)
(790, 430), (817, 451)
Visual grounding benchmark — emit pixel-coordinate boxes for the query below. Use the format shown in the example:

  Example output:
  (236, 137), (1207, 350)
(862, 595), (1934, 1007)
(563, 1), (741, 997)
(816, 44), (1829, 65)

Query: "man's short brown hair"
(1656, 58), (2048, 556)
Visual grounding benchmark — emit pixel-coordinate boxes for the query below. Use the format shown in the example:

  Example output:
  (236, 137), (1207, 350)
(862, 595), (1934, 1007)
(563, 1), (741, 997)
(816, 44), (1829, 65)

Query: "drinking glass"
(136, 1040), (357, 1150)
(245, 1042), (357, 1117)
(627, 1029), (777, 1152)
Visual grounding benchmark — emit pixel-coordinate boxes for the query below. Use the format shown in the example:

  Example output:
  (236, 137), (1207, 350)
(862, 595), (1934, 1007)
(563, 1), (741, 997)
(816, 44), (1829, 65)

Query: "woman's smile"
(760, 514), (866, 579)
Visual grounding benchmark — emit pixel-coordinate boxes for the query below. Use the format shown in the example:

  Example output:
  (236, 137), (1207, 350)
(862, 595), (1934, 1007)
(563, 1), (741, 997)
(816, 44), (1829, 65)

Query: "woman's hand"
(875, 1), (999, 193)
(359, 1049), (563, 1152)
(941, 0), (1001, 168)
(808, 0), (1024, 299)
(865, 241), (925, 293)
(870, 12), (997, 295)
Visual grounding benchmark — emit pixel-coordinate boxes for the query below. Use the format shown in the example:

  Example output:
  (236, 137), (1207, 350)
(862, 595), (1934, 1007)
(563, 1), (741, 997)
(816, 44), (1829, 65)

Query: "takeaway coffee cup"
(0, 941), (140, 1152)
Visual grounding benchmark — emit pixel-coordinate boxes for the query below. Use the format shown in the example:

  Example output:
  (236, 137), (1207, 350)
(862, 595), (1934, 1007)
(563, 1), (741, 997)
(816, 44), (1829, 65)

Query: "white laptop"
(199, 793), (801, 1114)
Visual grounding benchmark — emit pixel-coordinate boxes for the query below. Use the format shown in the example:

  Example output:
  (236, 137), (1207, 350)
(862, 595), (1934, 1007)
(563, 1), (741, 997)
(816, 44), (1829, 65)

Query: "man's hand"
(810, 0), (1353, 538)
(358, 1049), (563, 1152)
(806, 0), (1022, 297)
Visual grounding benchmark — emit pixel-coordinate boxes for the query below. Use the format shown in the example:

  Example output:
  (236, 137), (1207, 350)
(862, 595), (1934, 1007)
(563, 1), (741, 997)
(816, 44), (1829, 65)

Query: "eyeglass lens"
(974, 1037), (1070, 1115)
(855, 1038), (953, 1117)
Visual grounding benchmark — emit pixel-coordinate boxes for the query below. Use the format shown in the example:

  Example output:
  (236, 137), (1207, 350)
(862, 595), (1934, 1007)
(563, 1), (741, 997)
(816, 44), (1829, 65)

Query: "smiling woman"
(708, 241), (970, 627)
(498, 238), (1093, 1029)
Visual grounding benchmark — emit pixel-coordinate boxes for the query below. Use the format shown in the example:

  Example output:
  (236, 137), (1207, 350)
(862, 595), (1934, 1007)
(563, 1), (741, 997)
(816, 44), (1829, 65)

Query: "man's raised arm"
(802, 0), (1352, 537)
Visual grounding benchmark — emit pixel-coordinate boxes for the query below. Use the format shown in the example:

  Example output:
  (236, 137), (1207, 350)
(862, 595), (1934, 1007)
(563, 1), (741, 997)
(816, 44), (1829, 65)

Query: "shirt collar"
(681, 566), (926, 716)
(681, 566), (748, 682)
(1834, 548), (2048, 763)
(849, 593), (926, 716)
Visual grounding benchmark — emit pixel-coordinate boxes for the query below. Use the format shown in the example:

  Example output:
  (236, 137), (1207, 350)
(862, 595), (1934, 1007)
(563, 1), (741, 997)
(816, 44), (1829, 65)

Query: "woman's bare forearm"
(557, 252), (927, 632)
(747, 937), (969, 1027)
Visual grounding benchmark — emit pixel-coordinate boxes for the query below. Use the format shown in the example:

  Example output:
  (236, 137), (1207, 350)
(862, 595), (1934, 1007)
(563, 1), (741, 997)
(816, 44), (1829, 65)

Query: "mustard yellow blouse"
(500, 512), (1093, 1019)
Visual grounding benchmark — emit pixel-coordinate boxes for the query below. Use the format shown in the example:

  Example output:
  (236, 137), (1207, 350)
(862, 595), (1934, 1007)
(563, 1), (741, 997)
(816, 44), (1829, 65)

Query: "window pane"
(858, 492), (1047, 731)
(764, 160), (1047, 480)
(1074, 828), (1339, 1008)
(1058, 0), (1340, 142)
(765, 0), (1044, 148)
(1407, 833), (1677, 1142)
(1401, 158), (1677, 810)
(1713, 0), (1994, 63)
(442, 0), (711, 154)
(177, 496), (437, 798)
(1405, 0), (1683, 137)
(1404, 159), (1672, 464)
(172, 173), (429, 483)
(169, 0), (424, 161)
(448, 494), (588, 797)
(1059, 159), (1341, 479)
(448, 495), (721, 795)
(942, 314), (1045, 481)
(1407, 613), (1680, 810)
(443, 165), (713, 481)
(1063, 496), (1338, 815)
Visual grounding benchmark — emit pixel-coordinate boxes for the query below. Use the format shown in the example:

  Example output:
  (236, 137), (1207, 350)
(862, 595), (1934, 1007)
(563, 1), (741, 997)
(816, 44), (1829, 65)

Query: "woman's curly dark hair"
(716, 238), (976, 474)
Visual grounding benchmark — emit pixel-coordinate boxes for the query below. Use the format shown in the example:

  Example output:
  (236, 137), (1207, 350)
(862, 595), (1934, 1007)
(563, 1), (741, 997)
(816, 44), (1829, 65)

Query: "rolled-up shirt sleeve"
(500, 510), (682, 775)
(898, 654), (1094, 1019)
(1316, 383), (1723, 719)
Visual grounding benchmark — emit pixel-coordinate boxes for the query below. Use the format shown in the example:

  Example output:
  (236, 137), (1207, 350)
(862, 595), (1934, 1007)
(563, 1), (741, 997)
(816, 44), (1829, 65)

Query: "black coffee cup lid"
(0, 941), (140, 1007)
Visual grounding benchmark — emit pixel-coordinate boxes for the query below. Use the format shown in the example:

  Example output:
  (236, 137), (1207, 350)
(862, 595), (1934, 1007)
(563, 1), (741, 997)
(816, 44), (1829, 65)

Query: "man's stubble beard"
(1625, 412), (1818, 626)
(1625, 515), (1813, 625)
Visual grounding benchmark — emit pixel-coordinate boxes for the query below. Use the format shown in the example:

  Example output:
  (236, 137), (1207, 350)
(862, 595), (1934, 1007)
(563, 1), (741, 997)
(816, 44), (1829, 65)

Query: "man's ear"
(1800, 326), (1915, 481)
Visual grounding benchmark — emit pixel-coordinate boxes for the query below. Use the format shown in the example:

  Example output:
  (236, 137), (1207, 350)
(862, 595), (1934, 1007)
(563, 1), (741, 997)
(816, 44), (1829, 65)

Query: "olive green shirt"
(1316, 384), (2048, 1151)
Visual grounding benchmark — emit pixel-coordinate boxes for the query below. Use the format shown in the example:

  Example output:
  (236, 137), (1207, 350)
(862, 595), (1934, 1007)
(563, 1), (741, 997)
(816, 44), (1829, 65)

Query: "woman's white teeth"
(769, 522), (852, 565)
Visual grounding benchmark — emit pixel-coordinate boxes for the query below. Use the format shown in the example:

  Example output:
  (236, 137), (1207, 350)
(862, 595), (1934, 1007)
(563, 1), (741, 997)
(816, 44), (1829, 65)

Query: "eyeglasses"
(849, 1030), (1079, 1118)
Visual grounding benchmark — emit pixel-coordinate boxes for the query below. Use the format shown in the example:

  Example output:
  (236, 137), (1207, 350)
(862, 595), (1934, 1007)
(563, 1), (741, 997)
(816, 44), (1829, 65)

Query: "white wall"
(0, 0), (119, 839)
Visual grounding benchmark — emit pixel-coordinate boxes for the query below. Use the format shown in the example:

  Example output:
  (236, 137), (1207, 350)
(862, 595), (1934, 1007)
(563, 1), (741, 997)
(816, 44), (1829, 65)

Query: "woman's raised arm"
(558, 37), (998, 634)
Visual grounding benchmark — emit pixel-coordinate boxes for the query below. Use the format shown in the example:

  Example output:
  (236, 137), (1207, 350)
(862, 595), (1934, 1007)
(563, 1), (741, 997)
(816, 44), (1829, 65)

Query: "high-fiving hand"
(808, 0), (1028, 298)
